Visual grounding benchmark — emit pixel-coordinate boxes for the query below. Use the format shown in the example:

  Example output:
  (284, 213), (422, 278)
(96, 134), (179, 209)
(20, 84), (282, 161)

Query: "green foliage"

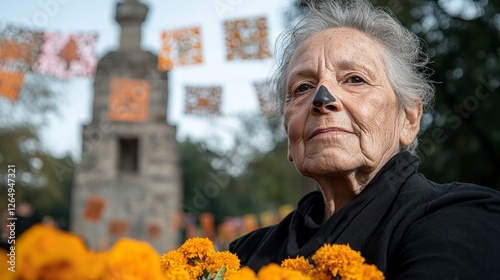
(0, 128), (73, 229)
(180, 115), (314, 221)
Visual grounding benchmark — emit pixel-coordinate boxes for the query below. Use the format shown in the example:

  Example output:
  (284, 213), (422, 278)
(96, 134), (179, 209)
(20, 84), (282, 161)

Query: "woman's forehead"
(287, 28), (385, 77)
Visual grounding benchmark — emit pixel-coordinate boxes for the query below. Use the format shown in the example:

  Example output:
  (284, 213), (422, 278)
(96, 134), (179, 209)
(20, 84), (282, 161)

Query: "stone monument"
(70, 0), (182, 252)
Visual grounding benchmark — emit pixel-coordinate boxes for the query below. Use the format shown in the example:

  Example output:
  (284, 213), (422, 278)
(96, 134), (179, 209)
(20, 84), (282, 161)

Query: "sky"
(0, 0), (292, 159)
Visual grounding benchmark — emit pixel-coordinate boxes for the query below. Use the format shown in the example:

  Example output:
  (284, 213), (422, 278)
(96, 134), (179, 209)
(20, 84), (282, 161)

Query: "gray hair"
(272, 0), (434, 154)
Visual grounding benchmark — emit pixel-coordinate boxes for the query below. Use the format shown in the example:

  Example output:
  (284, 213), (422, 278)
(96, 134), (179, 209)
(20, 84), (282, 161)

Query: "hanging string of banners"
(0, 24), (98, 101)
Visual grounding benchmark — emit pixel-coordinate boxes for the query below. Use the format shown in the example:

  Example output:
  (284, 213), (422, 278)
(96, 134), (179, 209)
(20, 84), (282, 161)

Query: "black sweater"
(229, 152), (500, 279)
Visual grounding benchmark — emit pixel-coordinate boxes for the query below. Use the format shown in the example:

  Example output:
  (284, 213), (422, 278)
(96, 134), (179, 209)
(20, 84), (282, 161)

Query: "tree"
(0, 72), (72, 228)
(0, 128), (74, 230)
(180, 114), (315, 222)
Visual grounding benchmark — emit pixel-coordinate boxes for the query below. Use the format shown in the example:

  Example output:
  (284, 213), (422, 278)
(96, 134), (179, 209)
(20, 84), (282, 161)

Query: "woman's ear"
(400, 102), (422, 146)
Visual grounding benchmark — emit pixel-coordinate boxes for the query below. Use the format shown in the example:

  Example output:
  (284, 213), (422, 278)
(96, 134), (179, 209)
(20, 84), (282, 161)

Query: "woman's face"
(284, 28), (418, 179)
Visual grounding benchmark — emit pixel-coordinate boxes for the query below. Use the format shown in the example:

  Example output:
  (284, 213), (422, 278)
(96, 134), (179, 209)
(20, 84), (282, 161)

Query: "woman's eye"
(296, 84), (313, 93)
(347, 75), (365, 84)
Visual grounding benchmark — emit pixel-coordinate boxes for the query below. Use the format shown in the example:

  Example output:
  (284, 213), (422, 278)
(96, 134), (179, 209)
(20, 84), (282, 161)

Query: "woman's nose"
(312, 85), (337, 109)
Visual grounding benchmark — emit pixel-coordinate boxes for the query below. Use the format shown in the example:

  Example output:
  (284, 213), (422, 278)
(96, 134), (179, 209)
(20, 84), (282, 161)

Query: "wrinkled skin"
(284, 28), (422, 217)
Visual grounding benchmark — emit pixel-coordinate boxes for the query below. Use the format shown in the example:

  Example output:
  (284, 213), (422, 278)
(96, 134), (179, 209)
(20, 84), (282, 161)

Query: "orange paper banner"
(224, 16), (272, 61)
(253, 80), (277, 116)
(0, 25), (43, 72)
(158, 27), (203, 71)
(108, 78), (150, 122)
(0, 71), (25, 101)
(184, 86), (222, 116)
(36, 31), (98, 78)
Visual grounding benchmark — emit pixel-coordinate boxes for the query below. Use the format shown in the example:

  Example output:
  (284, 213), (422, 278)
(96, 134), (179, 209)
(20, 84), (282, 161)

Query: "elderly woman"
(229, 0), (500, 278)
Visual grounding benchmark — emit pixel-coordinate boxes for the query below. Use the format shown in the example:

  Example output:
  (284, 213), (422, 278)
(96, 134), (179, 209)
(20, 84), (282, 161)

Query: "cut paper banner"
(158, 27), (203, 72)
(184, 86), (222, 116)
(253, 80), (277, 116)
(224, 16), (272, 61)
(0, 71), (25, 101)
(108, 78), (150, 122)
(37, 31), (97, 78)
(0, 25), (43, 72)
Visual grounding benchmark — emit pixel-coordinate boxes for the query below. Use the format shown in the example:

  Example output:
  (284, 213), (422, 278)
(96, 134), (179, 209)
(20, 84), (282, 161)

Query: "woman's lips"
(309, 127), (352, 140)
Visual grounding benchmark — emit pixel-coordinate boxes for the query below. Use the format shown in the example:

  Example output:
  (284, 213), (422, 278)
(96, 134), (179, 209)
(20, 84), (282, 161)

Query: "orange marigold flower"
(227, 266), (257, 280)
(344, 264), (385, 280)
(0, 248), (16, 280)
(16, 224), (92, 280)
(102, 238), (165, 280)
(178, 237), (216, 260)
(160, 250), (188, 271)
(257, 263), (312, 280)
(280, 256), (314, 275)
(307, 269), (333, 280)
(311, 244), (365, 277)
(162, 266), (192, 280)
(86, 251), (107, 280)
(205, 250), (241, 277)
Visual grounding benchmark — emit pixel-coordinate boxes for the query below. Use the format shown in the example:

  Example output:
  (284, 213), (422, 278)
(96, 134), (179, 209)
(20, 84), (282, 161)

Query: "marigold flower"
(311, 244), (365, 277)
(160, 250), (188, 271)
(227, 266), (257, 280)
(257, 263), (312, 280)
(162, 266), (192, 280)
(0, 248), (16, 280)
(343, 264), (385, 280)
(280, 256), (314, 275)
(102, 238), (165, 280)
(178, 237), (216, 260)
(86, 251), (107, 280)
(16, 224), (92, 280)
(205, 250), (241, 277)
(307, 269), (332, 280)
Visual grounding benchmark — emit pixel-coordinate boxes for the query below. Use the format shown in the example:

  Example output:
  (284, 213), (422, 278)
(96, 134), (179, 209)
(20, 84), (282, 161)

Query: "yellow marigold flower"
(257, 263), (312, 280)
(307, 269), (332, 280)
(311, 244), (365, 277)
(16, 224), (92, 280)
(162, 266), (192, 280)
(178, 237), (216, 260)
(343, 264), (385, 280)
(102, 238), (165, 280)
(280, 256), (314, 275)
(0, 248), (15, 280)
(86, 251), (107, 280)
(160, 250), (188, 271)
(205, 250), (241, 277)
(160, 249), (202, 279)
(227, 266), (257, 280)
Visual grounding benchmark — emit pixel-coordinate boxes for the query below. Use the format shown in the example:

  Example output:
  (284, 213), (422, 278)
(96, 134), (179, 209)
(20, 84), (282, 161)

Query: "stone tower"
(70, 0), (182, 252)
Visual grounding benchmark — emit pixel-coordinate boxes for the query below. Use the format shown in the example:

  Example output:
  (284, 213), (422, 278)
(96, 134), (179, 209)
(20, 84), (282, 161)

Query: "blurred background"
(0, 0), (498, 252)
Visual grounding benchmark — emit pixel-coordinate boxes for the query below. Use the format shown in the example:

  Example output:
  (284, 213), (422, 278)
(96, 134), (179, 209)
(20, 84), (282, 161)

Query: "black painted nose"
(312, 85), (336, 107)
